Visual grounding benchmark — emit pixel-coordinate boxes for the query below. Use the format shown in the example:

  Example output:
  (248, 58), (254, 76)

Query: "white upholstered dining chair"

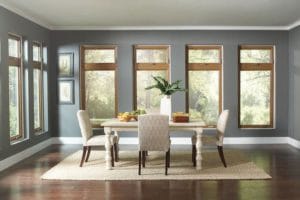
(77, 110), (119, 167)
(138, 114), (170, 175)
(191, 110), (229, 167)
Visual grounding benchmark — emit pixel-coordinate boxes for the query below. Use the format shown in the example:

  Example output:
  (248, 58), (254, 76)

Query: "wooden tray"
(172, 116), (189, 123)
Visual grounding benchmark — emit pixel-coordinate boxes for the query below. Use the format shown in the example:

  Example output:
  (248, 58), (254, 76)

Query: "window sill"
(240, 127), (276, 130)
(10, 137), (29, 146)
(35, 130), (47, 136)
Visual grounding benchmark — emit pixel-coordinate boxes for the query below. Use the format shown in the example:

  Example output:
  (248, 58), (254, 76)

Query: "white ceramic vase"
(160, 95), (172, 120)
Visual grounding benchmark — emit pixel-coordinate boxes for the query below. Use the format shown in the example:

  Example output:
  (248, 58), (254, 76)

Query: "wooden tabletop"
(101, 118), (205, 128)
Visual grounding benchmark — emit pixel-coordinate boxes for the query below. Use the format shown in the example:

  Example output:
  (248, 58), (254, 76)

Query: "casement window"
(8, 34), (23, 140)
(133, 45), (170, 113)
(238, 45), (274, 128)
(186, 45), (222, 127)
(80, 45), (118, 127)
(33, 42), (43, 132)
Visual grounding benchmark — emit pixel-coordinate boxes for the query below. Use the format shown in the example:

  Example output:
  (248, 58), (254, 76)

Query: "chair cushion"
(191, 135), (218, 145)
(86, 135), (118, 146)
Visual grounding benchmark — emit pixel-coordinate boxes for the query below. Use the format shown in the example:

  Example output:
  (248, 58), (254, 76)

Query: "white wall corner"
(0, 0), (53, 30)
(287, 137), (300, 149)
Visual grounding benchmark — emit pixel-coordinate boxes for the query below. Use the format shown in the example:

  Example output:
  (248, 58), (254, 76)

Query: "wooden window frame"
(238, 45), (274, 128)
(133, 45), (170, 110)
(185, 45), (223, 128)
(32, 41), (44, 133)
(80, 45), (118, 128)
(8, 33), (23, 141)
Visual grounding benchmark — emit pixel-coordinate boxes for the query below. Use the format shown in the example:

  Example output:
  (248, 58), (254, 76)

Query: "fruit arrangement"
(172, 112), (189, 122)
(118, 109), (146, 122)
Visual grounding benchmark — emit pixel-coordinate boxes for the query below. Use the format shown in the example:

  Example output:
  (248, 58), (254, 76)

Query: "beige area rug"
(41, 150), (271, 181)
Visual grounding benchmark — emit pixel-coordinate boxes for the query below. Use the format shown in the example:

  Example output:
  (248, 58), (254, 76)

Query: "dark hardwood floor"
(0, 144), (300, 200)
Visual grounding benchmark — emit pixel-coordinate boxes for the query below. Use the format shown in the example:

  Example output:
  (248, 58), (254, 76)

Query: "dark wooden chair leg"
(192, 145), (196, 167)
(167, 149), (170, 168)
(217, 146), (227, 168)
(138, 151), (142, 175)
(165, 151), (168, 175)
(80, 146), (87, 167)
(85, 146), (91, 162)
(114, 143), (119, 162)
(142, 151), (146, 168)
(145, 151), (148, 156)
(111, 146), (115, 167)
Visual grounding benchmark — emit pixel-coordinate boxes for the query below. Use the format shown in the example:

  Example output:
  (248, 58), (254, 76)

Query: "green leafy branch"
(145, 76), (187, 96)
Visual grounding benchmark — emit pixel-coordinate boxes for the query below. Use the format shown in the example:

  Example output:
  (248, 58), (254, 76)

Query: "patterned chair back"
(138, 114), (170, 151)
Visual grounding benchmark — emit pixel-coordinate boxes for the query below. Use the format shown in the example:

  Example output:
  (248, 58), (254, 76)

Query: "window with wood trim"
(8, 34), (23, 140)
(238, 45), (274, 128)
(133, 45), (170, 113)
(80, 45), (118, 127)
(33, 42), (43, 132)
(186, 45), (222, 127)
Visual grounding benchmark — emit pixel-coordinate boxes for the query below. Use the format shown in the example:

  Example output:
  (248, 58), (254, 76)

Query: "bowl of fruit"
(117, 112), (132, 122)
(118, 109), (146, 122)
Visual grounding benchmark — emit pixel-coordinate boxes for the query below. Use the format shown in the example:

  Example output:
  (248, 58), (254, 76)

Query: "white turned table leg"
(195, 128), (203, 170)
(104, 127), (113, 170)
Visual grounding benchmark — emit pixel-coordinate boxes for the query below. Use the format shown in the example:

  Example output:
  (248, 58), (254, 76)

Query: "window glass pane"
(189, 71), (219, 125)
(85, 49), (115, 63)
(188, 49), (220, 63)
(8, 38), (19, 58)
(33, 69), (41, 129)
(240, 71), (271, 125)
(85, 71), (115, 125)
(33, 45), (41, 62)
(240, 49), (272, 63)
(136, 70), (167, 114)
(9, 66), (20, 137)
(136, 49), (168, 63)
(43, 46), (48, 65)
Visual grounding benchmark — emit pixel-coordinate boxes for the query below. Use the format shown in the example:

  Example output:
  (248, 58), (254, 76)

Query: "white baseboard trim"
(0, 138), (52, 172)
(51, 137), (83, 144)
(51, 136), (298, 147)
(1, 136), (300, 172)
(223, 137), (288, 144)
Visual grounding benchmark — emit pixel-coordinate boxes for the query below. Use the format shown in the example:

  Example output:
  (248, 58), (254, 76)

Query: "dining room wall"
(0, 6), (51, 161)
(288, 25), (300, 140)
(50, 30), (289, 138)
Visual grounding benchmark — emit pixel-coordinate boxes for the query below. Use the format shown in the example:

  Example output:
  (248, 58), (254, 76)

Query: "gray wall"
(289, 26), (300, 140)
(0, 6), (51, 160)
(51, 30), (289, 138)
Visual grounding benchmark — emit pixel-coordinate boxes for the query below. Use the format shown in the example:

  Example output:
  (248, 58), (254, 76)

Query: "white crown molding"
(0, 0), (53, 30)
(1, 1), (300, 31)
(1, 0), (300, 32)
(52, 25), (290, 31)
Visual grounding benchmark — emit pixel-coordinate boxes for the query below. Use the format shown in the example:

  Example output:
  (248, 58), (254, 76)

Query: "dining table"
(101, 119), (204, 170)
